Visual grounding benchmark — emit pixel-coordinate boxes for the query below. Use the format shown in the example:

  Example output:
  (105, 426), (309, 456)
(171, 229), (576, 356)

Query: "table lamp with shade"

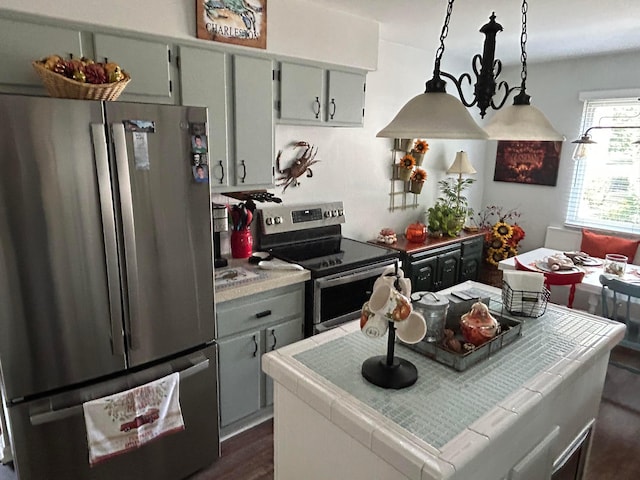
(446, 151), (477, 207)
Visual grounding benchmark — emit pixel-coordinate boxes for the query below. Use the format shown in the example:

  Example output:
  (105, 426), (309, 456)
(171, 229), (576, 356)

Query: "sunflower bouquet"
(475, 206), (525, 266)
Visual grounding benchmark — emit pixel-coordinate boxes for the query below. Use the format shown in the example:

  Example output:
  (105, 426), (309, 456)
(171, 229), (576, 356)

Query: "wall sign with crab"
(196, 0), (267, 50)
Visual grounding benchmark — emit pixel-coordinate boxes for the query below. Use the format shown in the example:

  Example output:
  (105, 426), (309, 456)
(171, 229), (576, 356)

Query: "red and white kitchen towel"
(83, 372), (185, 466)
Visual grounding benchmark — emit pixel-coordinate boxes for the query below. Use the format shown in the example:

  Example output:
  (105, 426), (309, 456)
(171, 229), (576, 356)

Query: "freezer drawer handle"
(30, 405), (82, 426)
(255, 309), (272, 319)
(30, 359), (210, 426)
(179, 358), (210, 380)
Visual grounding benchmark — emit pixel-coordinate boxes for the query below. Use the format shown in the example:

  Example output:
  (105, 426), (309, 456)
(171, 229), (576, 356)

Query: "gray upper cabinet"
(0, 18), (83, 93)
(327, 69), (366, 126)
(179, 46), (230, 188)
(233, 54), (274, 188)
(279, 62), (325, 123)
(277, 61), (366, 127)
(93, 33), (173, 103)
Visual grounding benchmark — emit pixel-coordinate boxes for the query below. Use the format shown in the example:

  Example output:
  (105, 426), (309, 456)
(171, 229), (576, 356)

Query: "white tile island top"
(262, 281), (625, 480)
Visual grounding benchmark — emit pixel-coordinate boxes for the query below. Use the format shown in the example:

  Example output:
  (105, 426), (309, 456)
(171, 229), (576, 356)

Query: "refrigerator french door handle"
(112, 123), (140, 350)
(91, 124), (125, 358)
(29, 358), (210, 426)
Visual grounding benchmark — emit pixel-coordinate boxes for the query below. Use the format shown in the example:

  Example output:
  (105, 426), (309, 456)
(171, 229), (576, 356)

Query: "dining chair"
(514, 257), (585, 308)
(600, 274), (640, 353)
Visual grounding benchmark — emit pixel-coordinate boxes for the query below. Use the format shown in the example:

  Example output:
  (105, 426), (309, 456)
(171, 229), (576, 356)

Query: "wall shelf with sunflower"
(389, 139), (429, 211)
(475, 206), (526, 266)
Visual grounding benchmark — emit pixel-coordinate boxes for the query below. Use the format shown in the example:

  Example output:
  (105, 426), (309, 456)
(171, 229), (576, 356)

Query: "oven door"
(313, 260), (398, 334)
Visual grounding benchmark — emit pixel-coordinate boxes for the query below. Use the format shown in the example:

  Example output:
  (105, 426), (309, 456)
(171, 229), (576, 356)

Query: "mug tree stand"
(361, 321), (418, 389)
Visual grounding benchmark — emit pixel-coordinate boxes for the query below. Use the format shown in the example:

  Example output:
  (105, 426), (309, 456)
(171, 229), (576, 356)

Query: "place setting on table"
(521, 250), (640, 284)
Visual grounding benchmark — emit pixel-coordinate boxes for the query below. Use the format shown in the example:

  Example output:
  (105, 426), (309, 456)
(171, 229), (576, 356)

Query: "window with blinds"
(566, 97), (640, 234)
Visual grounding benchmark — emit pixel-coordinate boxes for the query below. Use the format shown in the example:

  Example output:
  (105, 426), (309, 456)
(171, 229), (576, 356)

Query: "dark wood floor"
(1, 346), (638, 480)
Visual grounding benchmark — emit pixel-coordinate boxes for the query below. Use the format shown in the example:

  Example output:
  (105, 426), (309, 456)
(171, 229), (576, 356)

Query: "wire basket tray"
(502, 281), (550, 318)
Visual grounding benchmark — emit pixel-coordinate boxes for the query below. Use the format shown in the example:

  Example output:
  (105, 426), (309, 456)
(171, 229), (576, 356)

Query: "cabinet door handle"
(251, 334), (259, 357)
(255, 309), (272, 319)
(218, 160), (225, 184)
(270, 330), (277, 351)
(329, 98), (336, 119)
(313, 96), (321, 119)
(239, 160), (247, 183)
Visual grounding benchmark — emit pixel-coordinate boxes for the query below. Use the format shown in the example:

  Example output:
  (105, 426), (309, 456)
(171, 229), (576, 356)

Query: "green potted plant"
(427, 177), (475, 237)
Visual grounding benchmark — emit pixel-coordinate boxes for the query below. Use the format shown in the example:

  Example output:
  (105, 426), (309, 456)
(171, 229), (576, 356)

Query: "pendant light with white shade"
(376, 0), (488, 140)
(483, 1), (564, 141)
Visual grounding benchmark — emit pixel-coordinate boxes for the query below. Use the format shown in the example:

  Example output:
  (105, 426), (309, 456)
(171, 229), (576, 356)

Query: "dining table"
(498, 247), (640, 314)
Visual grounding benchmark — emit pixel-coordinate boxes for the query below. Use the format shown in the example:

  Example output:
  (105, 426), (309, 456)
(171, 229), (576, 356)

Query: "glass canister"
(412, 292), (449, 343)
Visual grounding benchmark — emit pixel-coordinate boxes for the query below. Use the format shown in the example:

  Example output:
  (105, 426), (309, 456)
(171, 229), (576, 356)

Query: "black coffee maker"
(212, 203), (228, 268)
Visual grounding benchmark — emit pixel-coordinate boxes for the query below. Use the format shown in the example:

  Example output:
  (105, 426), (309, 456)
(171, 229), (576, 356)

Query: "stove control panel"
(259, 201), (345, 235)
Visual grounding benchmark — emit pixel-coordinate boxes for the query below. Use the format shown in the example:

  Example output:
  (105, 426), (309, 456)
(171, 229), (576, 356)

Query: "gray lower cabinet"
(277, 61), (366, 126)
(0, 17), (84, 93)
(264, 318), (305, 406)
(217, 329), (261, 427)
(216, 283), (304, 430)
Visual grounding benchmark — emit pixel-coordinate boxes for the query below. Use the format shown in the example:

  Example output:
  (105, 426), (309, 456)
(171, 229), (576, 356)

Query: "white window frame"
(565, 93), (640, 235)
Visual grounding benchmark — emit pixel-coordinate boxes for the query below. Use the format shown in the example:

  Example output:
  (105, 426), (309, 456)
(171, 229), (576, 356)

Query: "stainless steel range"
(257, 201), (399, 336)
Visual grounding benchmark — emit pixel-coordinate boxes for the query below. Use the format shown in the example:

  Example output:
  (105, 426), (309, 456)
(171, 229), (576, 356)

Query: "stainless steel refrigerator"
(0, 94), (218, 479)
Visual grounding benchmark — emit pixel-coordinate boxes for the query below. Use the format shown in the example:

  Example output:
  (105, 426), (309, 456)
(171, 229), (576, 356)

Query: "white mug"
(360, 302), (388, 338)
(373, 271), (412, 298)
(368, 284), (412, 321)
(395, 311), (427, 344)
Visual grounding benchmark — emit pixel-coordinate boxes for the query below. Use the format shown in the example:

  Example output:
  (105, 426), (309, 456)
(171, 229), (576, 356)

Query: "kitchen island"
(262, 281), (625, 480)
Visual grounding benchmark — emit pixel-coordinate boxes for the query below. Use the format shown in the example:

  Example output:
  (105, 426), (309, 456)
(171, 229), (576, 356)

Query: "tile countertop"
(262, 281), (626, 480)
(214, 258), (310, 303)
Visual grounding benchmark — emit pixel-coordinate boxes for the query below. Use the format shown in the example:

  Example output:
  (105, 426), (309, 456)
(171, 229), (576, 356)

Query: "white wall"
(480, 49), (640, 253)
(272, 38), (488, 241)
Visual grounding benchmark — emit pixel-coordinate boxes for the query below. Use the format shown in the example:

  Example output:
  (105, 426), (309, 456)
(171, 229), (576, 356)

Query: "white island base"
(263, 282), (625, 480)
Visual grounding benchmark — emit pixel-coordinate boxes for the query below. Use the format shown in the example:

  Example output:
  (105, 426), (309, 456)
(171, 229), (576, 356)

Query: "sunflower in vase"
(409, 168), (427, 194)
(396, 154), (416, 181)
(411, 139), (429, 166)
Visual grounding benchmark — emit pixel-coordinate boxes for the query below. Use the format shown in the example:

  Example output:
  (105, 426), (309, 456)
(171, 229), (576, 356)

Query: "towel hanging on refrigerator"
(83, 372), (185, 466)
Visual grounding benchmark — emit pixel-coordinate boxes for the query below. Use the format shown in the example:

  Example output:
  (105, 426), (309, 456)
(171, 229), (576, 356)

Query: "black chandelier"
(377, 0), (564, 141)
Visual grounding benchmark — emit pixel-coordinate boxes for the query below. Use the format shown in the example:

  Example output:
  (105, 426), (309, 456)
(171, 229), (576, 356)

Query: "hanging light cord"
(426, 0), (455, 93)
(513, 0), (532, 105)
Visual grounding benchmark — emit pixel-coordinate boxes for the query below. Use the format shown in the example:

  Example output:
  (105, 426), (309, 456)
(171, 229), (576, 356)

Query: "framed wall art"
(196, 0), (267, 50)
(494, 140), (563, 186)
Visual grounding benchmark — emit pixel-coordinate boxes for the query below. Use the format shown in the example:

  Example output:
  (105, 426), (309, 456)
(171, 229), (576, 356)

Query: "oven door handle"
(315, 262), (397, 289)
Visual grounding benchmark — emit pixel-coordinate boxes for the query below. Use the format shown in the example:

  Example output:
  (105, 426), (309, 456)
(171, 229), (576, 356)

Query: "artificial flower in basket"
(410, 139), (429, 166)
(475, 206), (526, 266)
(396, 154), (416, 181)
(409, 167), (427, 194)
(32, 55), (130, 101)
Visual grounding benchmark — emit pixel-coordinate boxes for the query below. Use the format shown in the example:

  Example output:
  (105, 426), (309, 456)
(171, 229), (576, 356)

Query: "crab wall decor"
(275, 141), (319, 193)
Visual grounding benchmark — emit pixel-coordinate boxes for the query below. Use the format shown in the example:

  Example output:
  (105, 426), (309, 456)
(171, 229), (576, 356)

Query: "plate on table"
(579, 257), (603, 267)
(534, 260), (579, 273)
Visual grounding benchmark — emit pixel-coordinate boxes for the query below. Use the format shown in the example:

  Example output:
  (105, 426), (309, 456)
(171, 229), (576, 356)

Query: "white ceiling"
(305, 0), (640, 66)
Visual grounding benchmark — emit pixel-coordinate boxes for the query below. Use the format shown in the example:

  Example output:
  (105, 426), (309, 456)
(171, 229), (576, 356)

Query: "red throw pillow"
(580, 228), (640, 260)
